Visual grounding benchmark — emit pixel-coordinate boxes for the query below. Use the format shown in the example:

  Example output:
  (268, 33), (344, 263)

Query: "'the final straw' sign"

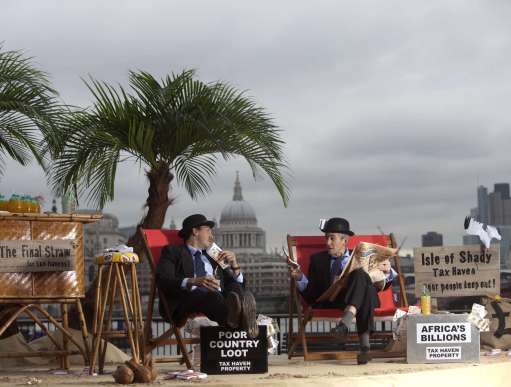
(0, 240), (76, 272)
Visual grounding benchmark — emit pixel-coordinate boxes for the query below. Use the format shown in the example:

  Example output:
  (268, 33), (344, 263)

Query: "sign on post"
(413, 245), (500, 297)
(200, 326), (268, 374)
(0, 240), (76, 272)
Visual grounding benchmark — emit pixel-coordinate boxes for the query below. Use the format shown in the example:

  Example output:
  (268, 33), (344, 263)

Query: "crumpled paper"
(166, 370), (207, 380)
(183, 317), (219, 368)
(105, 244), (133, 253)
(257, 314), (280, 354)
(392, 306), (421, 340)
(467, 303), (490, 332)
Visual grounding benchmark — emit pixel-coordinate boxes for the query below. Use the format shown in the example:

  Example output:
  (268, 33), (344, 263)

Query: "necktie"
(330, 256), (343, 283)
(194, 250), (207, 277)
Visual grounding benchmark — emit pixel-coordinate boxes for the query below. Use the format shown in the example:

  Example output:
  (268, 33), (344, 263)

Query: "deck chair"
(287, 233), (408, 361)
(139, 227), (199, 368)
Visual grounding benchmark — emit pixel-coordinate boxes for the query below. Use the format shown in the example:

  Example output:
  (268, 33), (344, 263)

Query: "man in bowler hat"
(156, 214), (258, 338)
(288, 217), (396, 364)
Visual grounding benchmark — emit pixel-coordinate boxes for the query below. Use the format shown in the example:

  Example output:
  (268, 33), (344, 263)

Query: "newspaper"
(317, 242), (397, 303)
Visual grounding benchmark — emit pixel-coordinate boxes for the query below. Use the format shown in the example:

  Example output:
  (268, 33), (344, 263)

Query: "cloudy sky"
(2, 0), (511, 251)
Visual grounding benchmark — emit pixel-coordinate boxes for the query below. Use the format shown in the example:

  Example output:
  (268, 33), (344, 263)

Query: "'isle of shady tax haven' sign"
(0, 240), (76, 272)
(413, 245), (500, 297)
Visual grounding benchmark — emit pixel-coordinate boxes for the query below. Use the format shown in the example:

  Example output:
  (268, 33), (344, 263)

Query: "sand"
(0, 354), (509, 387)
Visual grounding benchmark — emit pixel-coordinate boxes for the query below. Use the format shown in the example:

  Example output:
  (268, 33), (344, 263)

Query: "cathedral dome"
(220, 173), (257, 226)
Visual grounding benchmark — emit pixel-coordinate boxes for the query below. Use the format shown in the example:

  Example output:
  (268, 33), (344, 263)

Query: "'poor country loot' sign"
(413, 244), (500, 297)
(0, 240), (76, 272)
(200, 326), (267, 374)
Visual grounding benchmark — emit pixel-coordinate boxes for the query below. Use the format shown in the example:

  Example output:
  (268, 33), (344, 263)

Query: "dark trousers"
(306, 269), (380, 334)
(171, 282), (243, 327)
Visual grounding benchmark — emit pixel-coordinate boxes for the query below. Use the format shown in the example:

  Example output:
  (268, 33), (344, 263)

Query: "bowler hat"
(320, 217), (354, 236)
(178, 214), (215, 238)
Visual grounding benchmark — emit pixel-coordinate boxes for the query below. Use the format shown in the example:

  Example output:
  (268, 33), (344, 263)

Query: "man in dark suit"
(156, 214), (258, 338)
(288, 217), (397, 364)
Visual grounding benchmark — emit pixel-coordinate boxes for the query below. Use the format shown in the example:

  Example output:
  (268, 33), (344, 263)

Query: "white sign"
(416, 323), (471, 344)
(0, 240), (76, 272)
(426, 346), (462, 360)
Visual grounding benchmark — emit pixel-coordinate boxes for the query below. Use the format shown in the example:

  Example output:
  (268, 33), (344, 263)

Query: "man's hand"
(219, 250), (239, 271)
(189, 276), (220, 291)
(287, 257), (303, 280)
(377, 259), (391, 274)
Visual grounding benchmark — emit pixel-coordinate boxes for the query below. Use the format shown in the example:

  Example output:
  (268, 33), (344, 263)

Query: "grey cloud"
(2, 0), (511, 252)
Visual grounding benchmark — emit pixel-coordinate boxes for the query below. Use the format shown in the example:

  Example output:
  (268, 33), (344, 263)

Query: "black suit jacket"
(155, 244), (242, 319)
(301, 250), (393, 305)
(301, 250), (334, 304)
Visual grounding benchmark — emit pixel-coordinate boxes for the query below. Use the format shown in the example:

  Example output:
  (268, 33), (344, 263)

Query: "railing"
(17, 314), (395, 357)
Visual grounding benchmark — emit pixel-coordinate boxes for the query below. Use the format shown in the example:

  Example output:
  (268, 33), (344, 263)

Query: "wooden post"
(61, 304), (70, 370)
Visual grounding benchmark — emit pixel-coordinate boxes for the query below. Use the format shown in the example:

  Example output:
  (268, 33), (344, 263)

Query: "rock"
(113, 365), (134, 384)
(126, 358), (152, 383)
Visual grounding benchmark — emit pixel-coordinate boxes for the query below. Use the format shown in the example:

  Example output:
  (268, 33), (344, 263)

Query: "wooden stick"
(173, 326), (192, 369)
(92, 264), (103, 340)
(90, 262), (113, 374)
(24, 308), (63, 351)
(61, 303), (70, 369)
(131, 262), (145, 363)
(75, 298), (90, 365)
(115, 264), (139, 363)
(32, 304), (88, 361)
(0, 304), (32, 337)
(390, 233), (408, 307)
(118, 264), (138, 358)
(100, 267), (118, 373)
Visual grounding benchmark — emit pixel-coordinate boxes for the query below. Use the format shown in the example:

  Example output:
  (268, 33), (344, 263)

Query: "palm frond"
(50, 68), (290, 210)
(0, 46), (64, 174)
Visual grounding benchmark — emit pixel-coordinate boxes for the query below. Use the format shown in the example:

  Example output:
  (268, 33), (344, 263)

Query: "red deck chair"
(139, 227), (199, 368)
(287, 233), (408, 361)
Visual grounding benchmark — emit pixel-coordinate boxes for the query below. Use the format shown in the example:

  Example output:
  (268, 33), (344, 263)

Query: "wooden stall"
(0, 212), (101, 368)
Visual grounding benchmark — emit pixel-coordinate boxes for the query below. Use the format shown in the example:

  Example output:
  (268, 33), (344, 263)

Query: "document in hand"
(317, 242), (397, 303)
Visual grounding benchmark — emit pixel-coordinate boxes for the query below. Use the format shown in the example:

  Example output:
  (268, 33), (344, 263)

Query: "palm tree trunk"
(127, 163), (174, 248)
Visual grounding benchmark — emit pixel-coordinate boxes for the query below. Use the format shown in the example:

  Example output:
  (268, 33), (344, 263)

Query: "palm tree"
(0, 46), (62, 174)
(50, 69), (289, 238)
(0, 46), (63, 338)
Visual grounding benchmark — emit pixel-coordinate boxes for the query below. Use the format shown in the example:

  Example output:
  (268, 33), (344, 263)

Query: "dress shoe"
(240, 290), (259, 339)
(330, 321), (349, 341)
(225, 291), (241, 329)
(357, 347), (372, 365)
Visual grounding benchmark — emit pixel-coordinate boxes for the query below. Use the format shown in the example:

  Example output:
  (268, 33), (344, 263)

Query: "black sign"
(200, 326), (267, 374)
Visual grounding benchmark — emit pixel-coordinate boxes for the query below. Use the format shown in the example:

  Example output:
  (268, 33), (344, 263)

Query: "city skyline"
(3, 1), (511, 251)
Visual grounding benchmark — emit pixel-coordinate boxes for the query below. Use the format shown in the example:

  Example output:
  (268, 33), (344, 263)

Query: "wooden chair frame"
(139, 227), (199, 368)
(286, 233), (409, 361)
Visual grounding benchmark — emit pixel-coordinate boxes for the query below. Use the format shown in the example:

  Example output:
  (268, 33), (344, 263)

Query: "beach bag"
(481, 298), (511, 349)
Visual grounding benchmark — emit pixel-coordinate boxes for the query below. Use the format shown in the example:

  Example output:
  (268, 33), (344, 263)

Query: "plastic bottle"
(27, 196), (35, 213)
(21, 195), (30, 213)
(32, 198), (41, 214)
(420, 285), (431, 315)
(0, 195), (7, 211)
(8, 194), (23, 213)
(27, 197), (34, 213)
